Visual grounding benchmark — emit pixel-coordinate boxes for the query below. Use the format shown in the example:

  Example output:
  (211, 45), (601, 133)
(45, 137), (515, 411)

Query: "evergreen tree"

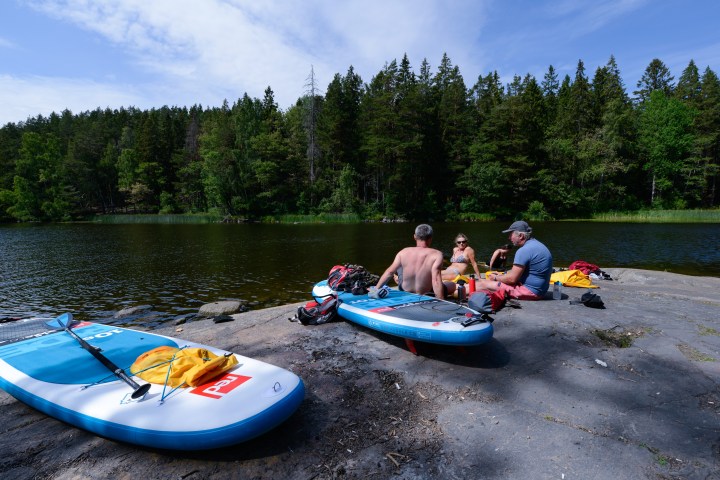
(283, 100), (312, 213)
(693, 67), (720, 206)
(175, 106), (207, 213)
(249, 87), (292, 215)
(637, 91), (696, 207)
(462, 72), (507, 214)
(634, 58), (675, 103)
(391, 54), (429, 218)
(569, 60), (596, 136)
(676, 60), (702, 106)
(434, 54), (472, 171)
(541, 65), (560, 126)
(0, 123), (23, 220)
(8, 132), (70, 221)
(576, 55), (636, 212)
(199, 99), (242, 215)
(360, 60), (400, 214)
(317, 66), (363, 211)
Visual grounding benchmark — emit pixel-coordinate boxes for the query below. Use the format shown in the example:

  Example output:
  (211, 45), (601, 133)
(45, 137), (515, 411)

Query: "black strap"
(461, 313), (494, 327)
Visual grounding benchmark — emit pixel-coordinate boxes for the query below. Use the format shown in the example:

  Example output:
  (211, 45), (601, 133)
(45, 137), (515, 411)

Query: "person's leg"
(507, 284), (542, 300)
(441, 267), (462, 281)
(443, 281), (456, 297)
(475, 277), (501, 291)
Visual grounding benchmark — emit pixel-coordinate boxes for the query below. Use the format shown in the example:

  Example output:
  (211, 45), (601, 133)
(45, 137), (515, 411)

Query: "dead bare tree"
(304, 65), (321, 185)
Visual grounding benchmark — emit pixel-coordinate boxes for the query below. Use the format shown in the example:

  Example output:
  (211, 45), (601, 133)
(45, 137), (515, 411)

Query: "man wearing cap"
(475, 220), (553, 300)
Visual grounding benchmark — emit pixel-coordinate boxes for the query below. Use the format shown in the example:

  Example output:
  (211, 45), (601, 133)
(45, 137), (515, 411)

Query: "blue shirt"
(512, 238), (553, 296)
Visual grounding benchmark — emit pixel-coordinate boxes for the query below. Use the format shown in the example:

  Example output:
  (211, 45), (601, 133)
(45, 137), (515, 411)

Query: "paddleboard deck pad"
(312, 281), (493, 346)
(0, 317), (304, 450)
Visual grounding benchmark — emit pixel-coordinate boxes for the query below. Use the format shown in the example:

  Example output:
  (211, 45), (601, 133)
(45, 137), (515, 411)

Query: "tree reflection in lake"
(1, 222), (717, 325)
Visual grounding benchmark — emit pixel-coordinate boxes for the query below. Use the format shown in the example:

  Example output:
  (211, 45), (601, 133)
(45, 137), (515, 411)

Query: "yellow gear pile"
(131, 346), (239, 388)
(549, 269), (598, 289)
(452, 274), (472, 284)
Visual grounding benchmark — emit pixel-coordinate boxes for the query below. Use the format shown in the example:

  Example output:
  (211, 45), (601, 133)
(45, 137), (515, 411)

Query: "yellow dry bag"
(549, 269), (598, 289)
(131, 346), (239, 387)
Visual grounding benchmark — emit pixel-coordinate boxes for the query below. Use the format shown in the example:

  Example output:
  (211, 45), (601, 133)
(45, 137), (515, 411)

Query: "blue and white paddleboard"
(312, 281), (493, 346)
(0, 315), (304, 450)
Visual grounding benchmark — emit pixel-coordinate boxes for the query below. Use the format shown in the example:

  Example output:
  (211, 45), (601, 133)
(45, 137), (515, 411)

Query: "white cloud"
(20, 0), (492, 111)
(0, 37), (16, 49)
(551, 0), (649, 37)
(4, 0), (713, 126)
(0, 74), (144, 125)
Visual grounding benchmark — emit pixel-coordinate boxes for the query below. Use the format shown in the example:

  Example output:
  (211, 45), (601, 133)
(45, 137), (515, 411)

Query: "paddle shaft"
(59, 321), (150, 399)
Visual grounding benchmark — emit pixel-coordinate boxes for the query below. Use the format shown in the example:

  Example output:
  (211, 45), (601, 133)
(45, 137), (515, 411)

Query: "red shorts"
(496, 282), (542, 300)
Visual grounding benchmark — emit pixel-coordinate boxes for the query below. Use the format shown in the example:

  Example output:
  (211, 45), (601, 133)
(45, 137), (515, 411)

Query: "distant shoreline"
(50, 208), (720, 225)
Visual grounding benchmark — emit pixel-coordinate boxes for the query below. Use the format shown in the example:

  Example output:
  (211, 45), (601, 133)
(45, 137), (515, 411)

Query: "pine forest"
(1, 54), (718, 223)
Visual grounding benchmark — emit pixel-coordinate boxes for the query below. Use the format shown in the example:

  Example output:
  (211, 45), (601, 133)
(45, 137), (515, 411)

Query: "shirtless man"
(375, 224), (452, 299)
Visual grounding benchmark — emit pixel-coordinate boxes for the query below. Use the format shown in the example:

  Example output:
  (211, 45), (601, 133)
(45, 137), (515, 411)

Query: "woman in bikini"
(441, 233), (482, 281)
(489, 243), (512, 271)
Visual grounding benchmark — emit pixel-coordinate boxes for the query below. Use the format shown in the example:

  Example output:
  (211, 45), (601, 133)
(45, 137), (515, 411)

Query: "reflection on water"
(1, 222), (718, 325)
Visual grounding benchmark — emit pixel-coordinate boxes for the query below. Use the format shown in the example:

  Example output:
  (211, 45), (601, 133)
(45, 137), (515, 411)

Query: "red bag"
(567, 260), (601, 276)
(328, 265), (350, 291)
(469, 289), (508, 313)
(296, 295), (338, 325)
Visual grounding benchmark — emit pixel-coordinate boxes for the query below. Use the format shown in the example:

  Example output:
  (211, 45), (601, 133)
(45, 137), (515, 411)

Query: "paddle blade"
(47, 312), (75, 329)
(131, 383), (152, 400)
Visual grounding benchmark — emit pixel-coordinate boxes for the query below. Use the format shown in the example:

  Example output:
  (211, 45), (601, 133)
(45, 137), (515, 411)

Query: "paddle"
(49, 313), (151, 400)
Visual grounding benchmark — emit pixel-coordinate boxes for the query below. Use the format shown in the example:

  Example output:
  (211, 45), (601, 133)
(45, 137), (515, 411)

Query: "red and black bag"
(468, 289), (508, 314)
(327, 264), (378, 294)
(328, 265), (350, 291)
(296, 295), (339, 326)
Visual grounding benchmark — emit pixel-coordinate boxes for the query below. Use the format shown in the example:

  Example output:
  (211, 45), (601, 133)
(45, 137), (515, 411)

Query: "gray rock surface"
(1, 268), (718, 479)
(198, 299), (246, 317)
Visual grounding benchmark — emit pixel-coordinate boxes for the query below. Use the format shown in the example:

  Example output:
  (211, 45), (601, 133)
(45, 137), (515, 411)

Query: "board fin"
(404, 338), (418, 355)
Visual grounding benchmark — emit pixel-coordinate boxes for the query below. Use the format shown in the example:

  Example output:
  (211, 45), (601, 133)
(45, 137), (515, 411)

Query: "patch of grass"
(592, 327), (644, 348)
(457, 212), (496, 222)
(698, 325), (720, 336)
(93, 213), (223, 224)
(590, 209), (720, 223)
(273, 213), (362, 223)
(677, 343), (716, 362)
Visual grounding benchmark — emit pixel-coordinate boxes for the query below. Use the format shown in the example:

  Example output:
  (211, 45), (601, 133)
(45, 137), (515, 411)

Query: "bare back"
(396, 246), (444, 295)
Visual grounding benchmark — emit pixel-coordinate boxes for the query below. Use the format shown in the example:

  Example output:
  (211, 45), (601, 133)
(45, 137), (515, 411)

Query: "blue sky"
(1, 0), (719, 126)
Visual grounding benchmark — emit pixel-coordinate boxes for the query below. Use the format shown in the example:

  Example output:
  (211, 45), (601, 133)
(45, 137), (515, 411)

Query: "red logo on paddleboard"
(370, 307), (396, 313)
(190, 373), (252, 399)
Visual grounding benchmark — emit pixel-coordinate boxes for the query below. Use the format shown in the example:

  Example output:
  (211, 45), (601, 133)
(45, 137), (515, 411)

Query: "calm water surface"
(1, 222), (718, 326)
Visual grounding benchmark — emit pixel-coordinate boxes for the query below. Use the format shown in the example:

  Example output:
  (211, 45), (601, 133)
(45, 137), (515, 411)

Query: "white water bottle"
(553, 281), (562, 300)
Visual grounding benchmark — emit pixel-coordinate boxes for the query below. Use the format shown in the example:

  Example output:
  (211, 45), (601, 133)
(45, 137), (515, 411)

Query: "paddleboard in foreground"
(0, 314), (304, 450)
(312, 280), (493, 347)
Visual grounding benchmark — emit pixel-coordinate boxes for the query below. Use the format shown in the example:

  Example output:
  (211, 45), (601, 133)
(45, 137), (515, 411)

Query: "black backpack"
(295, 295), (339, 325)
(570, 291), (606, 309)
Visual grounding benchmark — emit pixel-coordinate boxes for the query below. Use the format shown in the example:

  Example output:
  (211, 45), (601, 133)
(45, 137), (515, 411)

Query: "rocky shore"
(1, 268), (719, 479)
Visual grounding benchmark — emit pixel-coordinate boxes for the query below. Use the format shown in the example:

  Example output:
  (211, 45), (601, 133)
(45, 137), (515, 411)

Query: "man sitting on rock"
(475, 220), (553, 300)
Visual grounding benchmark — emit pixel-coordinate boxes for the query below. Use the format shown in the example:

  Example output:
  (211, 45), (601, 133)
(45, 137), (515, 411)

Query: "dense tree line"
(1, 54), (718, 222)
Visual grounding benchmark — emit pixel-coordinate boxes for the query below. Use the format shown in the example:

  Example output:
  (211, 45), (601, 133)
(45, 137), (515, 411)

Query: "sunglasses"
(456, 240), (467, 244)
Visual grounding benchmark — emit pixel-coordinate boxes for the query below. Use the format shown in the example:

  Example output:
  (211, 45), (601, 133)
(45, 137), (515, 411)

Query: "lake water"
(1, 221), (718, 326)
